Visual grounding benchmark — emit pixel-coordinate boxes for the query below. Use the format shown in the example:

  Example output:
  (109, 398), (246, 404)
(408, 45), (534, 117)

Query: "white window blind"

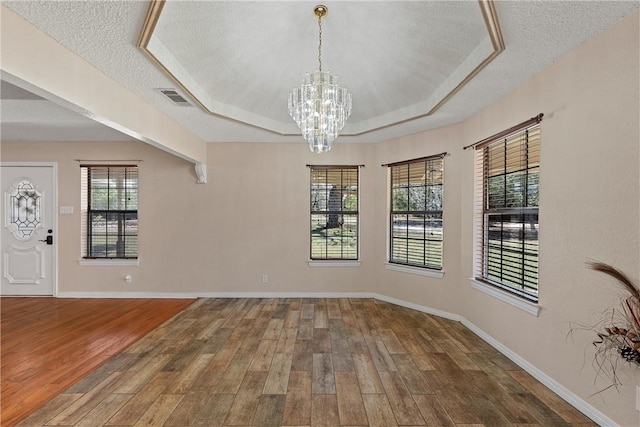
(310, 166), (359, 260)
(81, 165), (138, 259)
(473, 124), (540, 301)
(387, 154), (444, 270)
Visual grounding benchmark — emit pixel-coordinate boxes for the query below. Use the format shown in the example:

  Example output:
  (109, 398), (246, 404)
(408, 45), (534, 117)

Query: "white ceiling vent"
(156, 88), (191, 107)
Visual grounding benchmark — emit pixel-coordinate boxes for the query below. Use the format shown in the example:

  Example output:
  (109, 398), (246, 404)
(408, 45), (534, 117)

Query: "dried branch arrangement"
(588, 262), (640, 362)
(571, 262), (640, 391)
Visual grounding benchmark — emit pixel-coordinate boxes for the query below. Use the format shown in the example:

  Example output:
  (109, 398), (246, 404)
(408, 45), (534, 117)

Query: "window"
(388, 154), (444, 269)
(310, 166), (358, 260)
(474, 123), (540, 301)
(81, 165), (138, 259)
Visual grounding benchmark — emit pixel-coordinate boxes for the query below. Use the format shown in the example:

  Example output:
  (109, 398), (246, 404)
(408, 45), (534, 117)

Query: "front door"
(1, 164), (56, 296)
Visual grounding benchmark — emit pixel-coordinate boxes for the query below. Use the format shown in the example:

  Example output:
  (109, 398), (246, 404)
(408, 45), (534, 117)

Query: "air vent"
(156, 88), (191, 106)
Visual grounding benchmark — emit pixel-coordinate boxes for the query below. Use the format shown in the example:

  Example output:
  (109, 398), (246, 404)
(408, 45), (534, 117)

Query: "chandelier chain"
(317, 14), (323, 72)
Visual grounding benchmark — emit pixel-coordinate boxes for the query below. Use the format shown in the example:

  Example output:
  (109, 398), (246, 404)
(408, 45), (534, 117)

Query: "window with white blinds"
(310, 166), (359, 260)
(474, 124), (540, 301)
(81, 165), (138, 259)
(388, 155), (444, 270)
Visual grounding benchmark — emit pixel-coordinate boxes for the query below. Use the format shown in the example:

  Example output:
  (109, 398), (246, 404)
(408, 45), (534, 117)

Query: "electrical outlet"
(124, 274), (132, 283)
(261, 274), (269, 284)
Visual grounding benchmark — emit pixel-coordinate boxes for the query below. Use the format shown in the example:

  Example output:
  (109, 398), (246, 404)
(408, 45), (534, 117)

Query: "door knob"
(39, 236), (53, 245)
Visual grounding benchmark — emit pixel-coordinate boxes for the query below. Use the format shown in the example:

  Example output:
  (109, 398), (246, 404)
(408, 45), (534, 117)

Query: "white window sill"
(385, 263), (444, 279)
(78, 259), (139, 267)
(470, 278), (540, 317)
(308, 260), (361, 267)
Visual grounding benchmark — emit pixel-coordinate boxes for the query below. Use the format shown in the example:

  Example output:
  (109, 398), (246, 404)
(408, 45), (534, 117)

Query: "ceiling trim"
(137, 0), (278, 134)
(424, 0), (505, 117)
(137, 0), (505, 137)
(333, 0), (506, 136)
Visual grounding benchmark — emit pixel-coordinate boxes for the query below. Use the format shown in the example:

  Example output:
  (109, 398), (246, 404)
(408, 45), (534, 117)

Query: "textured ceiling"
(145, 1), (491, 135)
(1, 1), (638, 146)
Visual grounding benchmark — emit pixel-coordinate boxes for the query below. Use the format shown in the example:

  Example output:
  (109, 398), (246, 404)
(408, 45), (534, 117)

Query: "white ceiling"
(1, 80), (135, 142)
(1, 1), (638, 145)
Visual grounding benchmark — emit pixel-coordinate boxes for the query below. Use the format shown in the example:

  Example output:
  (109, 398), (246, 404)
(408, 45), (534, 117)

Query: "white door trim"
(1, 162), (58, 296)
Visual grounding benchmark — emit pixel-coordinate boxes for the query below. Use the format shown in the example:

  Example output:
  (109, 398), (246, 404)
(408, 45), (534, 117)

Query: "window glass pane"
(408, 184), (426, 211)
(527, 169), (539, 207)
(392, 164), (409, 186)
(124, 212), (138, 258)
(392, 214), (408, 238)
(342, 168), (358, 191)
(311, 181), (327, 211)
(426, 184), (443, 211)
(391, 238), (408, 263)
(127, 188), (139, 210)
(83, 165), (138, 259)
(343, 192), (357, 212)
(7, 180), (42, 240)
(425, 214), (443, 242)
(342, 214), (358, 238)
(105, 233), (120, 258)
(479, 124), (539, 301)
(106, 212), (122, 256)
(505, 171), (526, 208)
(407, 239), (425, 265)
(311, 213), (328, 231)
(326, 187), (343, 227)
(88, 211), (106, 257)
(326, 169), (342, 187)
(108, 188), (124, 210)
(407, 215), (425, 240)
(310, 167), (358, 260)
(388, 156), (444, 269)
(486, 143), (505, 178)
(425, 241), (443, 268)
(311, 214), (328, 259)
(90, 188), (109, 210)
(505, 137), (527, 174)
(392, 186), (409, 211)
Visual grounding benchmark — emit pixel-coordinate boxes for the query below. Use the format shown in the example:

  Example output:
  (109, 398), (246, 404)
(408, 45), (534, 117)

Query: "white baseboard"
(459, 317), (616, 427)
(372, 293), (460, 321)
(56, 291), (375, 299)
(57, 292), (197, 299)
(55, 290), (615, 426)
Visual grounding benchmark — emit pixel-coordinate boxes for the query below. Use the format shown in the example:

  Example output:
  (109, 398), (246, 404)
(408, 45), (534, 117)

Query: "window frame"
(81, 165), (138, 260)
(309, 165), (360, 262)
(386, 154), (445, 271)
(473, 124), (540, 302)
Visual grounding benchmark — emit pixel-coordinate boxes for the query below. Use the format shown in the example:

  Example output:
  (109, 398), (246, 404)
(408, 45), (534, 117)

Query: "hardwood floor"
(1, 297), (194, 427)
(9, 298), (596, 426)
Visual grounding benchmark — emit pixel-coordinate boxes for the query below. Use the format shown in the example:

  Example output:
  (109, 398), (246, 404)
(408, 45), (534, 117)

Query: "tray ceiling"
(1, 1), (638, 145)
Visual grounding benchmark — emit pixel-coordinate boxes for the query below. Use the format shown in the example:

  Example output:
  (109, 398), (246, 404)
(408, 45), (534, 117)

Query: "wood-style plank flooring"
(10, 298), (595, 426)
(1, 297), (194, 426)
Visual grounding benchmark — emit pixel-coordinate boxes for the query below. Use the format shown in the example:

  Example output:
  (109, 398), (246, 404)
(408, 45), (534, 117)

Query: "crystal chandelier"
(288, 5), (352, 153)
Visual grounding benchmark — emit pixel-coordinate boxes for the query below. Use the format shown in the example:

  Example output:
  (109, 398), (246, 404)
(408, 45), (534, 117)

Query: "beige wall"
(2, 10), (638, 426)
(467, 10), (639, 426)
(0, 139), (379, 295)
